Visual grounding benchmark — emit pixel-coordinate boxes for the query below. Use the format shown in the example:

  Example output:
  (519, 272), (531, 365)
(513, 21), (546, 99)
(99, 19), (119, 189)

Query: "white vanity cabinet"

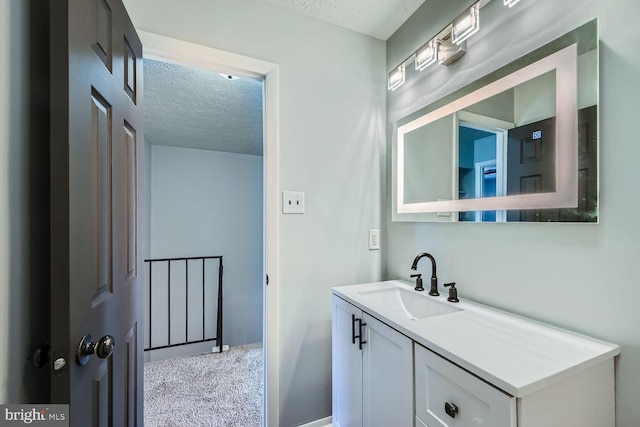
(332, 280), (620, 427)
(332, 295), (413, 427)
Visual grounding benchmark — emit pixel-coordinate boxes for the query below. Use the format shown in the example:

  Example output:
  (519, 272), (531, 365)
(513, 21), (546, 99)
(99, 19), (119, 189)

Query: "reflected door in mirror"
(506, 117), (556, 221)
(506, 106), (596, 222)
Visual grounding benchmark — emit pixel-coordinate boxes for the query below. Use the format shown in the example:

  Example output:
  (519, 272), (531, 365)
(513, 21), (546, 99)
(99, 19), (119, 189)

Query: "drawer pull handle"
(351, 314), (357, 344)
(358, 320), (367, 350)
(445, 402), (458, 418)
(352, 317), (367, 350)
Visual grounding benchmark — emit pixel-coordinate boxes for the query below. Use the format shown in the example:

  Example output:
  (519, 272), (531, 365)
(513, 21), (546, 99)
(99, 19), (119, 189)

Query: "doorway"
(143, 58), (264, 362)
(138, 32), (280, 426)
(457, 122), (507, 222)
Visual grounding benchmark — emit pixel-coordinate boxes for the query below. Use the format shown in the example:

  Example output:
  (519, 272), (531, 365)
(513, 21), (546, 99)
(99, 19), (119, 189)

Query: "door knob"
(76, 334), (115, 365)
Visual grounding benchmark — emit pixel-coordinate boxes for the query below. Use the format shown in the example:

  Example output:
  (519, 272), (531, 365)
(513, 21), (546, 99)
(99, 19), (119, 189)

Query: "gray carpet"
(144, 343), (264, 427)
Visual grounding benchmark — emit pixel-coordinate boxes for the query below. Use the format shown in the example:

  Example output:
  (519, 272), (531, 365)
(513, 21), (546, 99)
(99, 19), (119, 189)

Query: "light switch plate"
(283, 191), (305, 214)
(369, 229), (380, 250)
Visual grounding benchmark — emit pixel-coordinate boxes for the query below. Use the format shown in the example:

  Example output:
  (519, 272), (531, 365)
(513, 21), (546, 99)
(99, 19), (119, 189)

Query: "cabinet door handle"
(444, 402), (458, 418)
(351, 314), (357, 344)
(358, 321), (367, 350)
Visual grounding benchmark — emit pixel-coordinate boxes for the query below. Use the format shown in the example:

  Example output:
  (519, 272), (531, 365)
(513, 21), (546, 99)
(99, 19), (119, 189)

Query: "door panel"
(93, 0), (113, 71)
(90, 88), (114, 304)
(92, 360), (112, 427)
(123, 37), (137, 103)
(50, 0), (143, 425)
(362, 313), (413, 427)
(123, 123), (138, 281)
(332, 296), (363, 427)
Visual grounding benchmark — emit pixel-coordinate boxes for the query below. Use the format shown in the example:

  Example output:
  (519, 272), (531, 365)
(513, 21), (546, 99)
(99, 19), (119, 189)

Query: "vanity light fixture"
(452, 3), (480, 45)
(504, 0), (522, 7)
(388, 64), (406, 91)
(415, 39), (438, 71)
(438, 37), (468, 66)
(387, 0), (483, 91)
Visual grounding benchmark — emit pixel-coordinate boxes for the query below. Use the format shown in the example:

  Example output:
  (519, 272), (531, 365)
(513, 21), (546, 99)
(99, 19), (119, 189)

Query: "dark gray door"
(506, 117), (556, 222)
(559, 106), (597, 222)
(50, 1), (143, 425)
(506, 107), (597, 223)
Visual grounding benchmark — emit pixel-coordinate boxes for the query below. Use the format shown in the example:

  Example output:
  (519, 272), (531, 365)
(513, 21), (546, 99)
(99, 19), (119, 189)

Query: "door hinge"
(266, 274), (269, 286)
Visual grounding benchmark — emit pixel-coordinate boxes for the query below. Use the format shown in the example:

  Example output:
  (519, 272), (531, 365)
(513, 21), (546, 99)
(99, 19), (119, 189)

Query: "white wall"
(387, 1), (640, 426)
(514, 71), (556, 126)
(0, 0), (50, 404)
(122, 1), (386, 425)
(404, 115), (455, 205)
(148, 145), (263, 354)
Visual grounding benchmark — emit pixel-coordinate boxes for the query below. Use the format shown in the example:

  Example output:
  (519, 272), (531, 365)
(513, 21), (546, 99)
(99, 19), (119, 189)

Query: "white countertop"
(332, 280), (620, 398)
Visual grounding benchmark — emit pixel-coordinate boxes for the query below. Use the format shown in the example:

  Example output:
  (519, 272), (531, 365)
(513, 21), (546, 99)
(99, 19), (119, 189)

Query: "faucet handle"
(444, 282), (459, 303)
(410, 274), (424, 292)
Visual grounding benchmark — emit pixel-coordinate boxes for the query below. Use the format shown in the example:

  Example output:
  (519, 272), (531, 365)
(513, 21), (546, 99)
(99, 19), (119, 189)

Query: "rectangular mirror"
(393, 20), (597, 222)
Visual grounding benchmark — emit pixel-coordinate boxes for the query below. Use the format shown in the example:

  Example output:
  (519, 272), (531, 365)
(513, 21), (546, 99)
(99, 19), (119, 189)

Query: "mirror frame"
(395, 44), (578, 215)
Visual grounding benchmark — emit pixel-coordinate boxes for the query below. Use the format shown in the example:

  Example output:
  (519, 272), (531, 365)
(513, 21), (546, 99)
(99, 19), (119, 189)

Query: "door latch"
(30, 343), (51, 368)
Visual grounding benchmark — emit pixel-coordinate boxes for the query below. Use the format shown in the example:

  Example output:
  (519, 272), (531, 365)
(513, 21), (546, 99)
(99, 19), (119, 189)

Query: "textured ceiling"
(144, 59), (264, 156)
(144, 0), (424, 154)
(263, 0), (426, 40)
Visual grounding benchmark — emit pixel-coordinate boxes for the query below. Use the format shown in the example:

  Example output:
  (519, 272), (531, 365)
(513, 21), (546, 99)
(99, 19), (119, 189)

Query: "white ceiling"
(145, 0), (425, 155)
(263, 0), (426, 40)
(144, 59), (264, 156)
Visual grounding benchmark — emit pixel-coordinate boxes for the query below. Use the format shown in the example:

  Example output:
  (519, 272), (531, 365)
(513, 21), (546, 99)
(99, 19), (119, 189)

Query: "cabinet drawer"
(415, 344), (516, 427)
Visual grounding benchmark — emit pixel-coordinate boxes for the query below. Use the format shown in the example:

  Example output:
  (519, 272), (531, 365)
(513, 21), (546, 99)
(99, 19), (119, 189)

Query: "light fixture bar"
(415, 39), (438, 71)
(452, 2), (480, 45)
(387, 0), (488, 91)
(504, 0), (522, 7)
(388, 64), (406, 91)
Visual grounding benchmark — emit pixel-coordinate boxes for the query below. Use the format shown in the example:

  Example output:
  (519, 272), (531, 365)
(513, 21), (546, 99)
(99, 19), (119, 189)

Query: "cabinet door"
(415, 344), (516, 427)
(362, 313), (413, 427)
(332, 295), (363, 427)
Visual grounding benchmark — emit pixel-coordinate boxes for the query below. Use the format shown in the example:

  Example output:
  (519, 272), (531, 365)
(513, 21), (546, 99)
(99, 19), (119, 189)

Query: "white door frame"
(473, 159), (500, 222)
(457, 111), (512, 223)
(139, 31), (280, 427)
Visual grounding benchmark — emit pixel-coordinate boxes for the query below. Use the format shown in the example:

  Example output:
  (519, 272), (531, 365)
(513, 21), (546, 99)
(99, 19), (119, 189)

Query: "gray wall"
(386, 1), (640, 427)
(147, 145), (263, 357)
(404, 115), (455, 204)
(0, 0), (50, 404)
(123, 0), (386, 425)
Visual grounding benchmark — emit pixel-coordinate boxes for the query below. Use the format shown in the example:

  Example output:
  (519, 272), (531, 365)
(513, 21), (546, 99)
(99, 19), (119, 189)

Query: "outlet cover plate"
(283, 191), (305, 214)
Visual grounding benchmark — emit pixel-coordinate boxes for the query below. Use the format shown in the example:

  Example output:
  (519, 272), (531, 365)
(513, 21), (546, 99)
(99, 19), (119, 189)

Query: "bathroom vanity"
(332, 280), (619, 427)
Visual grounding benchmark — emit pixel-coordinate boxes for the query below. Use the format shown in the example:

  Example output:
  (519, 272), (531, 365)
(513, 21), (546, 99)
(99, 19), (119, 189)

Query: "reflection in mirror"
(393, 20), (597, 223)
(456, 70), (557, 221)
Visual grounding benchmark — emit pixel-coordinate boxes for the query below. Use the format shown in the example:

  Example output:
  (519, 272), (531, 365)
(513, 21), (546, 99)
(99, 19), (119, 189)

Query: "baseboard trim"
(298, 416), (332, 427)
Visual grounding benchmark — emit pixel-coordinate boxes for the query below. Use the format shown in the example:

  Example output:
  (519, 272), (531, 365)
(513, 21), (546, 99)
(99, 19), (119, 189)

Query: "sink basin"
(358, 287), (462, 320)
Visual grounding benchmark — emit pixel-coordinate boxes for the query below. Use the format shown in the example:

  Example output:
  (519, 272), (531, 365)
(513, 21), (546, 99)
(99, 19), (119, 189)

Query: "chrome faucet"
(410, 253), (439, 296)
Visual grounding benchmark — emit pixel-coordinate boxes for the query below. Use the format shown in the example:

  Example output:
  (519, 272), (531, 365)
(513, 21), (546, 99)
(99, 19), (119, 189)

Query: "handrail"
(144, 255), (224, 353)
